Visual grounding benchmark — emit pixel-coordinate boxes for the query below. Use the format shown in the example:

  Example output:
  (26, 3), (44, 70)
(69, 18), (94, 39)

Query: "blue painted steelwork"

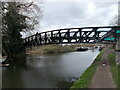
(116, 30), (120, 33)
(104, 37), (115, 41)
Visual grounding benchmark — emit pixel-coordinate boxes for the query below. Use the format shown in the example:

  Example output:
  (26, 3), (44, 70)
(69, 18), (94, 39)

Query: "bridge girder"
(23, 26), (120, 48)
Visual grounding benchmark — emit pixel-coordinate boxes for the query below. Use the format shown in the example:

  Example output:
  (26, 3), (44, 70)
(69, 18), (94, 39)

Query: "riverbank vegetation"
(26, 44), (105, 55)
(26, 44), (75, 55)
(70, 50), (104, 89)
(109, 52), (119, 88)
(2, 2), (42, 63)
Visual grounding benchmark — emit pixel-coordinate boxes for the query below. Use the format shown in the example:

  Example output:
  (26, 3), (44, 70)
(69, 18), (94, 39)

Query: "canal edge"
(70, 48), (119, 89)
(70, 49), (104, 89)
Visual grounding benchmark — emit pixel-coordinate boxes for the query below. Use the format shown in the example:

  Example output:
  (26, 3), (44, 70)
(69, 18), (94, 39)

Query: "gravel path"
(90, 48), (116, 88)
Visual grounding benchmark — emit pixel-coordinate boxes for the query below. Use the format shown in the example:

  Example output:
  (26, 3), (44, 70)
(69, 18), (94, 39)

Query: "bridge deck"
(23, 26), (120, 48)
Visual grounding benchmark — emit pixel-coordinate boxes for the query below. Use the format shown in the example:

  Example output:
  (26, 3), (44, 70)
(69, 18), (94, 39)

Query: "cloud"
(37, 1), (118, 33)
(22, 1), (118, 38)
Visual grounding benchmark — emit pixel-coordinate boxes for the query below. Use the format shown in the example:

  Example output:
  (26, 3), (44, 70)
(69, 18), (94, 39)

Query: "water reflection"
(2, 49), (99, 88)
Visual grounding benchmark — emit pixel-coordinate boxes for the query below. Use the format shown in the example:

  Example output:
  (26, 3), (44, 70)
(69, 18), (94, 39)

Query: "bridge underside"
(23, 26), (120, 48)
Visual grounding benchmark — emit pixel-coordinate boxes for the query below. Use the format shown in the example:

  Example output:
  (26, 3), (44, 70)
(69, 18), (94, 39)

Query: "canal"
(2, 49), (99, 88)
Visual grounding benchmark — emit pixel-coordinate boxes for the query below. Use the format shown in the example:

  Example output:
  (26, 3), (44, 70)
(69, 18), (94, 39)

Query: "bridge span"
(23, 26), (120, 48)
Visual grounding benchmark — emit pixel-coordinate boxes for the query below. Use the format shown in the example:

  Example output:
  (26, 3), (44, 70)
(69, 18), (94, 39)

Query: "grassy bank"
(26, 44), (75, 55)
(109, 52), (119, 88)
(26, 44), (106, 56)
(70, 50), (104, 89)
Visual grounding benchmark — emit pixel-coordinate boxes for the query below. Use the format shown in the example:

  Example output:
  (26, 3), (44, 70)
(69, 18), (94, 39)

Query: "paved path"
(90, 48), (116, 88)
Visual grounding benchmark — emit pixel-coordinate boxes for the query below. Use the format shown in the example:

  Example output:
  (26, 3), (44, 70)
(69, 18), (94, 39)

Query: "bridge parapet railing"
(23, 26), (120, 48)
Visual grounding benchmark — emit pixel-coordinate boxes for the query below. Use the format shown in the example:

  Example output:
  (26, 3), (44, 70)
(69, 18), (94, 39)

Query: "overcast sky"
(22, 0), (119, 37)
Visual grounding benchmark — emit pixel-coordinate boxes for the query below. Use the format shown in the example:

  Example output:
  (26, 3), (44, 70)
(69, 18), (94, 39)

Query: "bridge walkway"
(90, 48), (116, 88)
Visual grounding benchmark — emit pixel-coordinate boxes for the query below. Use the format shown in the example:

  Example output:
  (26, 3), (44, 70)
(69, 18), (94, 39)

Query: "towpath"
(90, 48), (116, 88)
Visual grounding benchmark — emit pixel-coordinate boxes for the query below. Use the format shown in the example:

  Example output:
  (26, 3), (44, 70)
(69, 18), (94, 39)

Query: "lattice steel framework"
(23, 26), (120, 48)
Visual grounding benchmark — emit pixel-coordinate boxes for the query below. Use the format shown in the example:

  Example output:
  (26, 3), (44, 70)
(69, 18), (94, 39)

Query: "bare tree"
(1, 1), (42, 63)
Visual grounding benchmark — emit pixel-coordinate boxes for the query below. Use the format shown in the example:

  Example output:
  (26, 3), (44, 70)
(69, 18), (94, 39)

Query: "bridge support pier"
(116, 37), (120, 66)
(116, 38), (120, 51)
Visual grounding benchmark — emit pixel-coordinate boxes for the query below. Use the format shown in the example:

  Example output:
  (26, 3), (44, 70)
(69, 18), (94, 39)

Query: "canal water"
(2, 49), (99, 88)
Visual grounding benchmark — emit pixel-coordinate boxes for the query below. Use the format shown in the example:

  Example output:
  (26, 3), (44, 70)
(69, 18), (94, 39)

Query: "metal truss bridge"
(23, 26), (120, 48)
